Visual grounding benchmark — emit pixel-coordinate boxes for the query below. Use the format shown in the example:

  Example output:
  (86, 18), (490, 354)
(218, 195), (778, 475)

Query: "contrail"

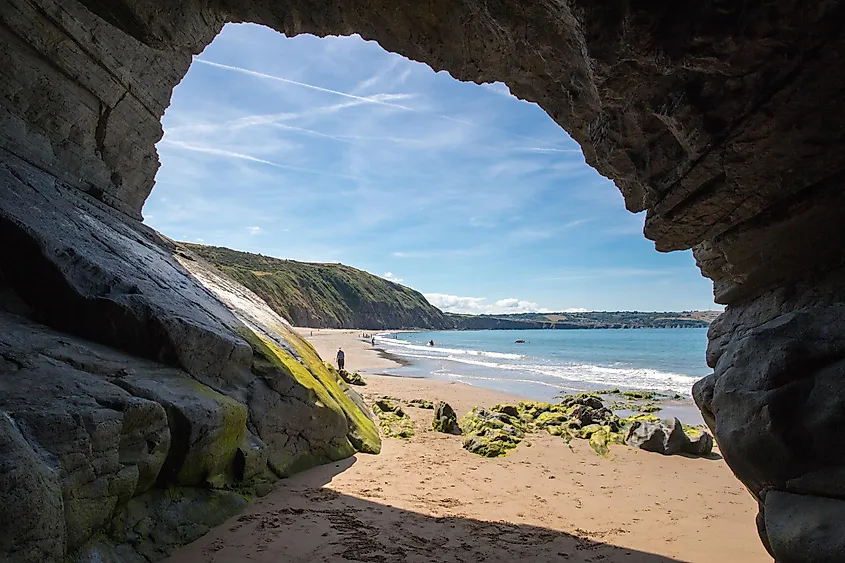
(194, 59), (416, 112)
(161, 140), (371, 182)
(194, 57), (581, 152)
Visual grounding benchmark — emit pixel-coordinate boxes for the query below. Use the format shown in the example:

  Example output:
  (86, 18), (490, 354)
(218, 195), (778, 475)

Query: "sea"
(373, 328), (711, 423)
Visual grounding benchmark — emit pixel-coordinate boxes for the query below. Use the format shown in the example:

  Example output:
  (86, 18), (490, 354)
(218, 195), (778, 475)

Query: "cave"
(1, 0), (844, 561)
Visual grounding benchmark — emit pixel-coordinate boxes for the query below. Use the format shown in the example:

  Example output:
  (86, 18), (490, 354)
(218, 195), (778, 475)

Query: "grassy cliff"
(449, 310), (721, 330)
(182, 243), (451, 330)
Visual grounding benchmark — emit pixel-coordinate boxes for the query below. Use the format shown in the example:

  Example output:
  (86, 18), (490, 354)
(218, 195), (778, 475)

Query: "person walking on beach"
(336, 347), (345, 371)
(371, 336), (375, 346)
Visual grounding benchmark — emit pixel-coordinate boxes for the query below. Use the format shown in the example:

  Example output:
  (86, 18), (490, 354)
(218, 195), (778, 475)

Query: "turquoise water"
(374, 329), (710, 402)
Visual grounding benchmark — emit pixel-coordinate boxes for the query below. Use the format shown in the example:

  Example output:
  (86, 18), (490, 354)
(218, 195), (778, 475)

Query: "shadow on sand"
(165, 457), (686, 563)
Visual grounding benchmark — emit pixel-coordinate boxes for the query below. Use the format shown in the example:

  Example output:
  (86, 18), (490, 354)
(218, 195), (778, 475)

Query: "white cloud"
(425, 293), (489, 314)
(562, 308), (588, 313)
(495, 298), (540, 312)
(425, 294), (559, 315)
(383, 272), (404, 283)
(247, 226), (262, 235)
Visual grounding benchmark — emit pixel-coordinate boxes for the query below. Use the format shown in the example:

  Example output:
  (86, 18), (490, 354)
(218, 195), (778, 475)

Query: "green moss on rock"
(372, 399), (415, 439)
(460, 407), (527, 457)
(409, 398), (435, 409)
(237, 327), (381, 458)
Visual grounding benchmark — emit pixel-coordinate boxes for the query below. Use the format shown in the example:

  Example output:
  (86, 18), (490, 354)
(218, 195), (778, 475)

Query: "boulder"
(409, 398), (435, 409)
(682, 431), (714, 456)
(338, 369), (366, 386)
(765, 491), (845, 562)
(372, 400), (415, 439)
(460, 407), (526, 457)
(625, 417), (689, 455)
(432, 401), (460, 434)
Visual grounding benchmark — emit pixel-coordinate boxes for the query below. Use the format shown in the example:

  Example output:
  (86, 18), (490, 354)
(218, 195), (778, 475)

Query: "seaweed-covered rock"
(587, 426), (627, 457)
(626, 417), (689, 455)
(338, 369), (366, 386)
(432, 401), (460, 434)
(460, 407), (526, 457)
(683, 431), (714, 456)
(372, 400), (415, 439)
(634, 402), (662, 414)
(409, 399), (435, 409)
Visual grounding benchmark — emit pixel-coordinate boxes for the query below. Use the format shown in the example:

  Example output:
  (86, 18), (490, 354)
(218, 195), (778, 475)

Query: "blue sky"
(144, 23), (717, 313)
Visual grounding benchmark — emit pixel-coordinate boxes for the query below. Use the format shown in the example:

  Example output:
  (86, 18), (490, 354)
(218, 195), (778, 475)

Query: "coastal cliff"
(183, 244), (451, 330)
(1, 0), (844, 560)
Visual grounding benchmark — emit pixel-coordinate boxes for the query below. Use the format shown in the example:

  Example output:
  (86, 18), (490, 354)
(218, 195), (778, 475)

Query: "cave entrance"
(145, 23), (713, 316)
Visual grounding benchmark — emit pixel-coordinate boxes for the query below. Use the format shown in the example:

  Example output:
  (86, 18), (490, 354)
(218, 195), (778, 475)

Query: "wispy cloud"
(519, 147), (583, 154)
(533, 267), (689, 282)
(160, 140), (371, 182)
(383, 272), (403, 283)
(248, 226), (262, 235)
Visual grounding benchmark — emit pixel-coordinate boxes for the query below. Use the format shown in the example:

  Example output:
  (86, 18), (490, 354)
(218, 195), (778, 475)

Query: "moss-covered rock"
(238, 327), (381, 463)
(623, 413), (661, 424)
(432, 401), (460, 434)
(409, 398), (435, 409)
(588, 426), (626, 457)
(621, 390), (666, 401)
(634, 402), (662, 414)
(338, 369), (366, 386)
(460, 407), (526, 457)
(372, 400), (415, 439)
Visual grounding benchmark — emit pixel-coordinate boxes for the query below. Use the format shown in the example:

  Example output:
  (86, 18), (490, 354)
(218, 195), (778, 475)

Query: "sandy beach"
(165, 329), (769, 563)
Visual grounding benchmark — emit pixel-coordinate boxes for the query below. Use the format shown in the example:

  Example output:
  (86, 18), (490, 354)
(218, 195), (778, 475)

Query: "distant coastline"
(446, 310), (721, 331)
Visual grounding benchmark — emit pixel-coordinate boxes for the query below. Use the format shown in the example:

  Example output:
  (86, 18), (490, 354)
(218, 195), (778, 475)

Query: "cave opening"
(2, 2), (844, 561)
(145, 23), (714, 315)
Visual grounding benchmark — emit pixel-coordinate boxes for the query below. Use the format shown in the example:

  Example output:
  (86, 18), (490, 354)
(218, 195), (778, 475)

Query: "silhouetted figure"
(429, 340), (435, 346)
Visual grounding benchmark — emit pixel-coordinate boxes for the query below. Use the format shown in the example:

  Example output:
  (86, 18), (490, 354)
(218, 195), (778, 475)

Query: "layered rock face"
(1, 0), (844, 560)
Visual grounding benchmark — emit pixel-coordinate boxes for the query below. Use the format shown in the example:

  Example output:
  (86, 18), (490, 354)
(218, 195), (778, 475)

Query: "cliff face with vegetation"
(450, 311), (721, 330)
(183, 244), (451, 330)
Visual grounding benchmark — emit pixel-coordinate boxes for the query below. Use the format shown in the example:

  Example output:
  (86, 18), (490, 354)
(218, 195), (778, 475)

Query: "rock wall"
(0, 150), (379, 561)
(1, 0), (845, 560)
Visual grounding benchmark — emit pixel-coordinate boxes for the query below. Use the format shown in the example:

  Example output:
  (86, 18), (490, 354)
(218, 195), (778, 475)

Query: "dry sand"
(165, 329), (770, 563)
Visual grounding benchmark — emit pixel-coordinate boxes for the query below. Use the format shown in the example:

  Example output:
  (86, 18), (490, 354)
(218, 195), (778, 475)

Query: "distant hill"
(182, 243), (451, 330)
(449, 310), (721, 330)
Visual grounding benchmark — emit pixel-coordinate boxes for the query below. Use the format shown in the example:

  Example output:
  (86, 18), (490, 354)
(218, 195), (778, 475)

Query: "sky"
(144, 23), (717, 314)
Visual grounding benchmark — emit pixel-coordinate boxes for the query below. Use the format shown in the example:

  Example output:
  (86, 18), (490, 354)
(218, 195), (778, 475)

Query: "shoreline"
(165, 329), (767, 562)
(300, 328), (705, 424)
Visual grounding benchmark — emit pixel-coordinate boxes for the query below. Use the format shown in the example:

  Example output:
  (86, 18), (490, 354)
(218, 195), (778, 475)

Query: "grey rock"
(104, 488), (247, 562)
(625, 417), (689, 455)
(236, 431), (269, 482)
(432, 401), (460, 435)
(765, 491), (845, 563)
(0, 412), (65, 562)
(113, 371), (248, 488)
